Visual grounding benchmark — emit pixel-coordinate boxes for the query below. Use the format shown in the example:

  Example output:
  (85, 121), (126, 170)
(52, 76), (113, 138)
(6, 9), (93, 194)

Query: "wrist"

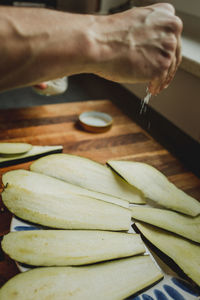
(87, 14), (118, 67)
(86, 12), (139, 82)
(66, 14), (101, 75)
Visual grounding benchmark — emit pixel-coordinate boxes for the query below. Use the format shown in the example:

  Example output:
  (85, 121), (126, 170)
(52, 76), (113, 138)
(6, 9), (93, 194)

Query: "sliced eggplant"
(107, 160), (200, 216)
(0, 143), (32, 155)
(2, 170), (129, 208)
(135, 222), (200, 286)
(2, 230), (145, 266)
(131, 206), (200, 243)
(0, 145), (63, 167)
(30, 153), (145, 204)
(0, 255), (163, 300)
(2, 184), (131, 231)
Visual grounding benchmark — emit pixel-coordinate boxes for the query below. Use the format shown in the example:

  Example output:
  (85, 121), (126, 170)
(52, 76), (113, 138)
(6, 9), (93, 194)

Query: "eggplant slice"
(30, 153), (145, 204)
(0, 255), (163, 300)
(135, 222), (200, 287)
(107, 160), (200, 216)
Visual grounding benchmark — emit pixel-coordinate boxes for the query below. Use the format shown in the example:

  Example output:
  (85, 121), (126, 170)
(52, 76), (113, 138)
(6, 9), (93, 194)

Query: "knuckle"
(158, 3), (175, 14)
(157, 55), (171, 72)
(169, 16), (183, 34)
(163, 35), (177, 52)
(175, 16), (183, 33)
(164, 3), (175, 13)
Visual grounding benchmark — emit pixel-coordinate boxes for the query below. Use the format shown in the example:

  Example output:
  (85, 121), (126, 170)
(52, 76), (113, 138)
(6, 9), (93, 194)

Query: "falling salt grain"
(140, 88), (152, 114)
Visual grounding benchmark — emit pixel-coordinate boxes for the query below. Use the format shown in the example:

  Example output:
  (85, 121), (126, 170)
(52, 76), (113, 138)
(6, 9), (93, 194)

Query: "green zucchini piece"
(107, 160), (200, 216)
(2, 184), (131, 231)
(30, 153), (145, 204)
(131, 206), (200, 243)
(0, 256), (163, 300)
(2, 170), (129, 208)
(2, 230), (145, 266)
(135, 222), (200, 286)
(0, 145), (63, 167)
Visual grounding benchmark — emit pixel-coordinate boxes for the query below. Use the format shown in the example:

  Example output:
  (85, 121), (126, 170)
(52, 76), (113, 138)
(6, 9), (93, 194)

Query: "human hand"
(146, 4), (182, 95)
(92, 3), (183, 95)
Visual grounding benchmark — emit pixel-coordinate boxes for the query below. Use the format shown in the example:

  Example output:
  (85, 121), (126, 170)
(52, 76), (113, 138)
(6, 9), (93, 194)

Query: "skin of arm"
(0, 3), (182, 94)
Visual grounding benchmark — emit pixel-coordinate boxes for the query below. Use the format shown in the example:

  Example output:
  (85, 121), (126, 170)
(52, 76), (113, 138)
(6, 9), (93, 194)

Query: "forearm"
(0, 6), (96, 91)
(0, 4), (182, 95)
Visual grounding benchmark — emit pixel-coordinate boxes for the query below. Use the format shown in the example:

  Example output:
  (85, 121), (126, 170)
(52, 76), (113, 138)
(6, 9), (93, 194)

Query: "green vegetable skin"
(2, 230), (145, 266)
(107, 160), (200, 216)
(131, 206), (200, 243)
(135, 222), (200, 286)
(30, 153), (145, 204)
(0, 256), (163, 300)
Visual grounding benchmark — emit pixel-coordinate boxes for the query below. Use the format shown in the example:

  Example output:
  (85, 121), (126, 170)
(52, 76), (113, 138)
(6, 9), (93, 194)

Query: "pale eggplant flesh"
(0, 145), (63, 167)
(131, 206), (200, 243)
(30, 153), (146, 204)
(0, 255), (163, 300)
(2, 184), (131, 231)
(2, 169), (129, 208)
(2, 230), (145, 266)
(107, 160), (200, 217)
(0, 143), (32, 155)
(135, 222), (200, 287)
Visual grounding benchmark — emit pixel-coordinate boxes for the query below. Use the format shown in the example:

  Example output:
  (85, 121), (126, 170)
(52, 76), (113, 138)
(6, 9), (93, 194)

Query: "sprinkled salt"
(140, 88), (152, 114)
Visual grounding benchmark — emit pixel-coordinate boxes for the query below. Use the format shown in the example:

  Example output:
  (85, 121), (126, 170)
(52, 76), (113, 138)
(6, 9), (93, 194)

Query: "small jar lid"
(78, 111), (113, 133)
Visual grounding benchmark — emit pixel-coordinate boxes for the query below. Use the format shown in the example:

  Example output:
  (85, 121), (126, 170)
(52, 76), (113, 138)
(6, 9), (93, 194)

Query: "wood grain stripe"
(0, 115), (78, 130)
(0, 100), (120, 121)
(63, 132), (148, 152)
(0, 115), (141, 140)
(63, 140), (163, 164)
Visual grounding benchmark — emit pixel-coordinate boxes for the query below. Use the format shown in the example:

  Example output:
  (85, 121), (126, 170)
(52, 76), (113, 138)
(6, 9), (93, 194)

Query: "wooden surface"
(0, 99), (200, 287)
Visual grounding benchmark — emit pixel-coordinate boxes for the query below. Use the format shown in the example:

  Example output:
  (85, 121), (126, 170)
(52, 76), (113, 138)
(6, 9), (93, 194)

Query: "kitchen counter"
(0, 99), (200, 288)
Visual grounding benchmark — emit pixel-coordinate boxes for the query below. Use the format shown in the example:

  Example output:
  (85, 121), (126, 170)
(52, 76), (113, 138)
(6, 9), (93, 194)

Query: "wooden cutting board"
(0, 99), (200, 287)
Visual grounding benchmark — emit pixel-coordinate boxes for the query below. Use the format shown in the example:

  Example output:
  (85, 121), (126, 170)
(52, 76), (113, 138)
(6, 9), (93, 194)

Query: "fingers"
(33, 82), (48, 90)
(148, 9), (182, 95)
(164, 34), (182, 88)
(176, 34), (182, 67)
(148, 73), (167, 96)
(162, 23), (182, 89)
(150, 3), (175, 15)
(148, 48), (178, 95)
(148, 51), (174, 95)
(96, 3), (182, 91)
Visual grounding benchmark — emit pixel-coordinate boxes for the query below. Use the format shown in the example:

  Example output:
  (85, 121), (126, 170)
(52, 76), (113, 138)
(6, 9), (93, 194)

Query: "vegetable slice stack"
(131, 206), (200, 243)
(107, 160), (200, 216)
(0, 145), (63, 167)
(3, 169), (128, 208)
(135, 222), (200, 286)
(30, 154), (145, 204)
